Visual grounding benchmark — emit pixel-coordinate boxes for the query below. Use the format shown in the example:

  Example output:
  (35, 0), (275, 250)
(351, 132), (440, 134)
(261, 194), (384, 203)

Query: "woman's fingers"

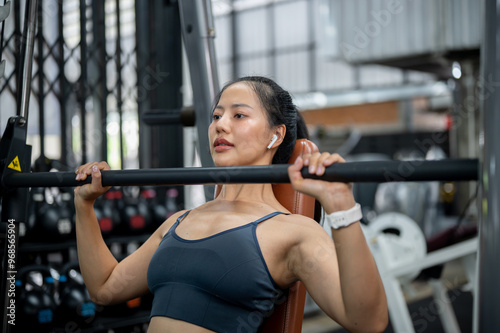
(288, 155), (326, 196)
(74, 161), (112, 202)
(75, 162), (92, 180)
(75, 161), (110, 180)
(315, 152), (335, 175)
(289, 152), (357, 211)
(302, 152), (344, 176)
(90, 165), (102, 190)
(308, 153), (322, 174)
(288, 156), (305, 184)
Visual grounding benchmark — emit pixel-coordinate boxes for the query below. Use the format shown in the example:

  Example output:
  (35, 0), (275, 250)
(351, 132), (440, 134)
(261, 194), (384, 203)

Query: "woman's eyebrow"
(231, 103), (253, 109)
(213, 103), (254, 112)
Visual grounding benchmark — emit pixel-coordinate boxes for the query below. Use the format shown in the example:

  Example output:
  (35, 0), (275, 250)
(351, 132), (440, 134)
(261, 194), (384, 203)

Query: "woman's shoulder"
(278, 212), (321, 227)
(267, 213), (327, 240)
(156, 209), (190, 238)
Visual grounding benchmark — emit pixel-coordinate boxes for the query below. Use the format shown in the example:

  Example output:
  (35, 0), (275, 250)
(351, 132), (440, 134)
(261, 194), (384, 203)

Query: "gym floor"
(301, 258), (473, 333)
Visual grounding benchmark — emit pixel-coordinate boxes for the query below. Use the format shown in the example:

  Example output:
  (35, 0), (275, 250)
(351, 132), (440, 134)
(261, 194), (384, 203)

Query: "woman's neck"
(215, 183), (277, 205)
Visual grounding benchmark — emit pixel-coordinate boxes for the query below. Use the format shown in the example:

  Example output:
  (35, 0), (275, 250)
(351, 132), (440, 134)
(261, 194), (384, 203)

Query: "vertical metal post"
(230, 0), (238, 78)
(135, 0), (184, 181)
(16, 0), (38, 126)
(116, 0), (124, 169)
(57, 0), (68, 167)
(476, 0), (500, 331)
(401, 71), (414, 132)
(455, 60), (480, 216)
(79, 0), (87, 163)
(37, 0), (44, 157)
(268, 2), (275, 79)
(135, 0), (149, 169)
(307, 0), (316, 92)
(92, 0), (107, 163)
(13, 0), (21, 109)
(0, 1), (11, 78)
(178, 0), (220, 200)
(152, 1), (183, 172)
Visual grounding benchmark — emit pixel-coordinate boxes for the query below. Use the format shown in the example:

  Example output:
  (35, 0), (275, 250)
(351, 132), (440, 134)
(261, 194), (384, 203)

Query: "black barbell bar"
(2, 158), (479, 189)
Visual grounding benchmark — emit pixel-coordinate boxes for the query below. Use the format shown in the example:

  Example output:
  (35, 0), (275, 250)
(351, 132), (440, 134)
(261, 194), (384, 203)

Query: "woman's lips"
(214, 145), (233, 152)
(214, 138), (234, 152)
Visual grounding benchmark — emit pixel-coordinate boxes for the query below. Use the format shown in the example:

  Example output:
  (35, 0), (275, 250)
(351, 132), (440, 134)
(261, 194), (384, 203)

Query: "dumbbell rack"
(2, 161), (182, 332)
(8, 232), (154, 333)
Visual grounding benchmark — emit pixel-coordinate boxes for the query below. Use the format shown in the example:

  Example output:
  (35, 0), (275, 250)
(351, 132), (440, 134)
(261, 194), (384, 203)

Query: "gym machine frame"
(0, 1), (495, 333)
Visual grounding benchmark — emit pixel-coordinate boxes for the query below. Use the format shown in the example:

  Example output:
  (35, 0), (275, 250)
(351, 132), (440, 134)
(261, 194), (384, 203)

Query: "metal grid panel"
(0, 0), (138, 170)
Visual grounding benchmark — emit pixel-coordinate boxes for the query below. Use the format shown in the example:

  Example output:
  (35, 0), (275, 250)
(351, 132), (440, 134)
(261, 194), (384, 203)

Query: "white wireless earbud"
(267, 134), (278, 149)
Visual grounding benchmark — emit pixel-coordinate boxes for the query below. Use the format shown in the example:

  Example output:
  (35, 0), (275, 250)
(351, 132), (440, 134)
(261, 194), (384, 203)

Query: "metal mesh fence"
(0, 0), (138, 171)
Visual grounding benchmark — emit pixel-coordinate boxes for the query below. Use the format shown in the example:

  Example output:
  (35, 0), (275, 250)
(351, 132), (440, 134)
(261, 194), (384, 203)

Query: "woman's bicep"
(293, 227), (349, 327)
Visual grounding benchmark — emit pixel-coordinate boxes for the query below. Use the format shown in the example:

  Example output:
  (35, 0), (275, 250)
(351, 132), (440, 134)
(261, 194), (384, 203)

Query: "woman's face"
(208, 82), (276, 167)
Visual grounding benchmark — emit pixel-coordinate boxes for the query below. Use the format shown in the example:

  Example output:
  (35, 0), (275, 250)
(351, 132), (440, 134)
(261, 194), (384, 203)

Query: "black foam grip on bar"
(2, 159), (479, 189)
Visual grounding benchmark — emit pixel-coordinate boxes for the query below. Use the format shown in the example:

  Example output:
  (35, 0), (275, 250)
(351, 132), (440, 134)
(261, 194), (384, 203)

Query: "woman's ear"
(271, 125), (286, 149)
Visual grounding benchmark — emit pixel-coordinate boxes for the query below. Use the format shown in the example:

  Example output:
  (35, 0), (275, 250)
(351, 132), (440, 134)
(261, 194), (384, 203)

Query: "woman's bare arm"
(73, 161), (181, 305)
(289, 217), (388, 333)
(287, 153), (388, 332)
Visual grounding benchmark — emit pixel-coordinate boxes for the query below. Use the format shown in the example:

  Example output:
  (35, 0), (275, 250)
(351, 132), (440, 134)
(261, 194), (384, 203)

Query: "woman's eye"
(235, 114), (245, 119)
(212, 114), (221, 121)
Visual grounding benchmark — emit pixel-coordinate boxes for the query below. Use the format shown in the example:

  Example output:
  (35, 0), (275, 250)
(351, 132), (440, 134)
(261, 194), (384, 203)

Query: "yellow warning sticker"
(8, 156), (21, 172)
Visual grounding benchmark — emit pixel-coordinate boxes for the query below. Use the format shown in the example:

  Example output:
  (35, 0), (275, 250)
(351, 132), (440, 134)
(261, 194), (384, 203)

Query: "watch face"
(365, 212), (427, 283)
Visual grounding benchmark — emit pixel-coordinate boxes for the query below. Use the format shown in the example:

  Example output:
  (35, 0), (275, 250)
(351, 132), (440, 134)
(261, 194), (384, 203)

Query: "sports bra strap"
(177, 210), (191, 223)
(253, 211), (288, 224)
(164, 210), (191, 234)
(175, 210), (287, 226)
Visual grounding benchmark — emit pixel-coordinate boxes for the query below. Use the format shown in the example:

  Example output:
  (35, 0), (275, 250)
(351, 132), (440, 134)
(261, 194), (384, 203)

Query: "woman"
(74, 76), (388, 332)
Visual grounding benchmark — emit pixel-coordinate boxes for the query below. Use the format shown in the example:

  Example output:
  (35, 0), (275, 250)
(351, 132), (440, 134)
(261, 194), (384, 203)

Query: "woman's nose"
(215, 114), (230, 133)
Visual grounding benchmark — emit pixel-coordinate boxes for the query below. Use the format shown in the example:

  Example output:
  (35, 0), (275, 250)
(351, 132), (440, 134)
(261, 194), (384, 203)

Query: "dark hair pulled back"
(212, 76), (309, 164)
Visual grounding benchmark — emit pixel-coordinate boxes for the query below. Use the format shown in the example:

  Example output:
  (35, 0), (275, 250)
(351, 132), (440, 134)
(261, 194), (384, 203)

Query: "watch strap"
(325, 203), (362, 230)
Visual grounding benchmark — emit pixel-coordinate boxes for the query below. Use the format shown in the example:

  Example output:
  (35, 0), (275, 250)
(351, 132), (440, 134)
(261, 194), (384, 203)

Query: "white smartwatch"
(324, 203), (362, 230)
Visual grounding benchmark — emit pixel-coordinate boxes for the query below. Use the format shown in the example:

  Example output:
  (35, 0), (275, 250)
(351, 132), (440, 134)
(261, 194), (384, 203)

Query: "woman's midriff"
(147, 316), (216, 333)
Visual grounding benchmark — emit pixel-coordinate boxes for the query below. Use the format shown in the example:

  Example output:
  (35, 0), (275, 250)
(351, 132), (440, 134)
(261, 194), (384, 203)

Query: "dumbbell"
(15, 265), (57, 331)
(141, 187), (181, 228)
(56, 262), (96, 326)
(94, 190), (120, 236)
(118, 187), (151, 234)
(58, 188), (76, 238)
(33, 187), (74, 241)
(23, 187), (45, 240)
(140, 187), (167, 229)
